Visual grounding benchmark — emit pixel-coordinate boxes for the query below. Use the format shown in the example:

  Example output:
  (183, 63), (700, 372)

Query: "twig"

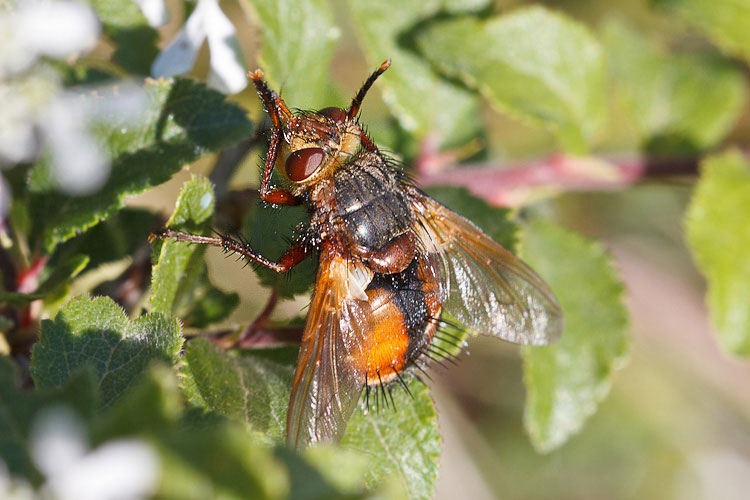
(210, 126), (267, 201)
(416, 151), (707, 207)
(234, 285), (280, 347)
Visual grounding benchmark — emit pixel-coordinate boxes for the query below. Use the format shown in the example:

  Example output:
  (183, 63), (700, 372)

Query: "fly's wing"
(286, 248), (372, 449)
(413, 193), (563, 346)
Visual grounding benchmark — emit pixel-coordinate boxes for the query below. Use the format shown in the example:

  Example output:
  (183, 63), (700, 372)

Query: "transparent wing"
(286, 249), (372, 449)
(414, 193), (563, 346)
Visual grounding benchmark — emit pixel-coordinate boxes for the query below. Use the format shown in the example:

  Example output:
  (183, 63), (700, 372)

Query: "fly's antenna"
(249, 69), (284, 129)
(347, 58), (391, 120)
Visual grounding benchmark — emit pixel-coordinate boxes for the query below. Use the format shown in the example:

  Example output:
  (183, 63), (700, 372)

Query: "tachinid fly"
(152, 60), (563, 449)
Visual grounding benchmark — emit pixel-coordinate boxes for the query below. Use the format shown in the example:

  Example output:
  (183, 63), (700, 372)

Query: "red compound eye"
(285, 147), (325, 182)
(318, 107), (347, 124)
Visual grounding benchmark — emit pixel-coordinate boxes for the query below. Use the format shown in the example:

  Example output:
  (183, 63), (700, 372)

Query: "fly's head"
(278, 107), (363, 189)
(249, 60), (391, 194)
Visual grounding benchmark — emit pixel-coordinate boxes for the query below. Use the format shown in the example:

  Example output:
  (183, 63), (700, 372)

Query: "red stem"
(416, 151), (705, 207)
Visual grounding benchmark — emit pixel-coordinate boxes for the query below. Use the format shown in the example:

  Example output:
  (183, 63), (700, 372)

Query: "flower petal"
(18, 0), (100, 60)
(45, 440), (159, 500)
(150, 1), (207, 77)
(203, 0), (247, 94)
(0, 88), (38, 165)
(30, 407), (87, 479)
(133, 0), (170, 28)
(42, 95), (108, 195)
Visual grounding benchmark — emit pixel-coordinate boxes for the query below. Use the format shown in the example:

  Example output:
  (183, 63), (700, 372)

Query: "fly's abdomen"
(348, 253), (442, 387)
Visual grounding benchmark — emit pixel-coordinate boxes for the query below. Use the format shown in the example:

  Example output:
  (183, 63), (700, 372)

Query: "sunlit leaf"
(31, 295), (183, 407)
(181, 339), (438, 498)
(241, 0), (339, 109)
(342, 381), (440, 500)
(180, 339), (295, 445)
(652, 0), (750, 63)
(521, 221), (629, 452)
(414, 6), (605, 153)
(151, 176), (216, 316)
(29, 78), (253, 253)
(603, 18), (746, 153)
(686, 150), (750, 356)
(349, 0), (484, 148)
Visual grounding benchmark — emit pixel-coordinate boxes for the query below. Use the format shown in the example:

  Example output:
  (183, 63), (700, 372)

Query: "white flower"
(133, 0), (169, 28)
(30, 406), (160, 500)
(0, 73), (54, 165)
(0, 0), (115, 197)
(151, 0), (247, 94)
(0, 0), (100, 78)
(0, 71), (147, 195)
(42, 92), (109, 195)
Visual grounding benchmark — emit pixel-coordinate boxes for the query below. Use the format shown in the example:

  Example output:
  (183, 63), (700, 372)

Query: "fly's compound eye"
(286, 147), (325, 182)
(318, 107), (347, 124)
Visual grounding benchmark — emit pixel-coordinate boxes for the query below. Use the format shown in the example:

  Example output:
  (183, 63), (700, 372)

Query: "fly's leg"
(149, 228), (309, 273)
(248, 69), (300, 207)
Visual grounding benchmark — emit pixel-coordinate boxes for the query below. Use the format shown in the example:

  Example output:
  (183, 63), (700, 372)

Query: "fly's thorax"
(331, 159), (415, 272)
(279, 115), (362, 195)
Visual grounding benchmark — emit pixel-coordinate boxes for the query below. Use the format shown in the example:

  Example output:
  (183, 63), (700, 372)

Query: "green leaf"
(37, 254), (90, 293)
(95, 363), (291, 500)
(180, 339), (295, 445)
(686, 150), (750, 356)
(652, 0), (750, 63)
(425, 186), (518, 251)
(521, 221), (629, 452)
(0, 357), (97, 483)
(156, 424), (290, 500)
(414, 6), (605, 153)
(29, 78), (253, 254)
(100, 360), (379, 499)
(349, 0), (483, 148)
(182, 340), (438, 498)
(243, 201), (317, 299)
(242, 0), (339, 109)
(182, 286), (240, 329)
(603, 18), (747, 153)
(416, 7), (605, 153)
(341, 381), (440, 500)
(90, 0), (160, 74)
(278, 445), (402, 500)
(0, 317), (13, 333)
(50, 208), (157, 273)
(150, 176), (239, 327)
(151, 176), (215, 315)
(94, 362), (184, 440)
(30, 295), (183, 407)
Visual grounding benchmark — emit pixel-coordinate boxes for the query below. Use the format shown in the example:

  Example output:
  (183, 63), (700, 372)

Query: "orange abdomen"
(350, 252), (442, 386)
